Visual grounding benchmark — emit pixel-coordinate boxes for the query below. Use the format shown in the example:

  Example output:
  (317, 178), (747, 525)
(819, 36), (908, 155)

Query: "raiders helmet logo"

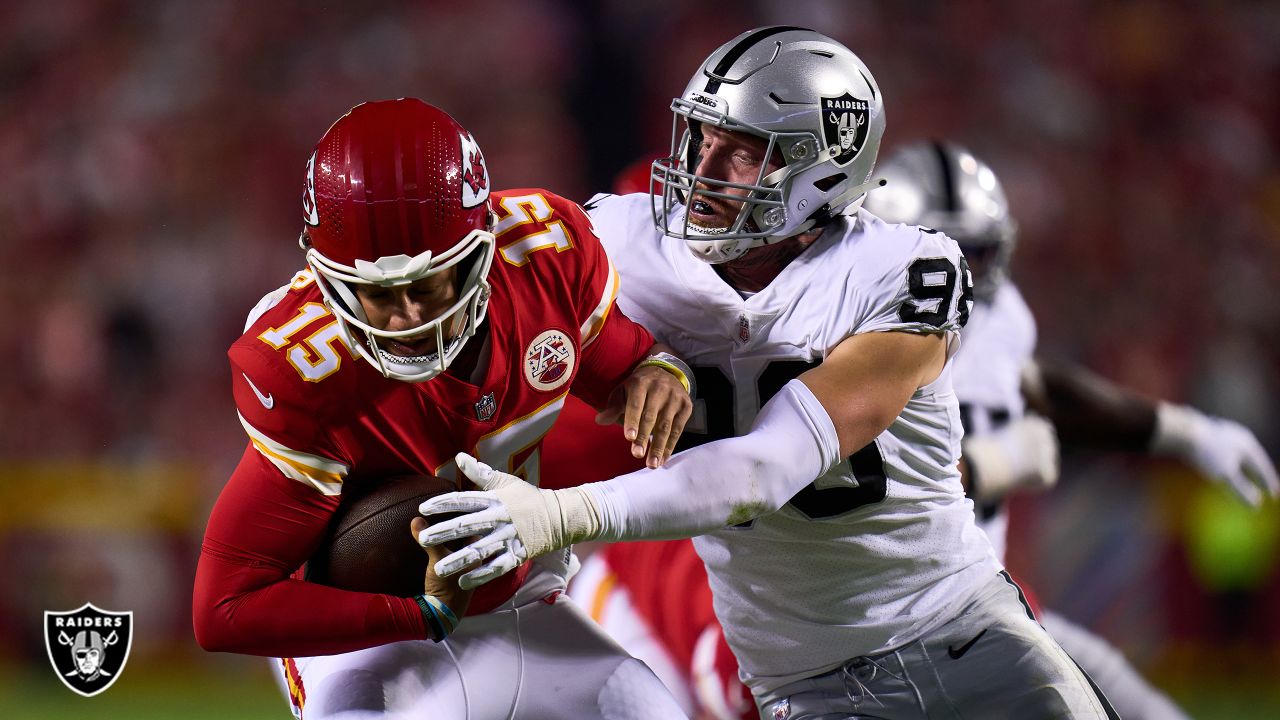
(820, 92), (870, 166)
(459, 132), (490, 209)
(44, 603), (133, 697)
(523, 329), (576, 392)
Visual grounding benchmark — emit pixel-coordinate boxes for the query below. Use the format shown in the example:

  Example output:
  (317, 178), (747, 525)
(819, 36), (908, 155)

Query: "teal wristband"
(414, 595), (459, 642)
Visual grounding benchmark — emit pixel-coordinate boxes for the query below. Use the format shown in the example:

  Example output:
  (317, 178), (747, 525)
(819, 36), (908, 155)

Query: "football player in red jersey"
(192, 99), (692, 719)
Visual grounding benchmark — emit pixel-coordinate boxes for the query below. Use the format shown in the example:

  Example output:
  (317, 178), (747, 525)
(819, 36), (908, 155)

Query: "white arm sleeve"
(581, 379), (842, 541)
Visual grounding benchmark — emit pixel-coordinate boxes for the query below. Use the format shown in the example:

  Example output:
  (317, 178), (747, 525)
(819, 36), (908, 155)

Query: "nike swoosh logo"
(947, 628), (988, 659)
(243, 373), (274, 410)
(582, 196), (609, 212)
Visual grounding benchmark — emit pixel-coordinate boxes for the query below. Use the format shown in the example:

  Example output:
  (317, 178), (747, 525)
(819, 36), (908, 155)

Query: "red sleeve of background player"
(193, 446), (427, 656)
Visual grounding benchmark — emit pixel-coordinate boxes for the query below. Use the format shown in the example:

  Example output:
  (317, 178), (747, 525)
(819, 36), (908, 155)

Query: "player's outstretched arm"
(798, 330), (947, 458)
(417, 330), (944, 589)
(1024, 358), (1279, 506)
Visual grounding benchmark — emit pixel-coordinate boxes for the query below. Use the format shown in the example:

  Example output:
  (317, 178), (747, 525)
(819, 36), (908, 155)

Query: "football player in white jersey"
(864, 141), (1278, 720)
(420, 27), (1118, 719)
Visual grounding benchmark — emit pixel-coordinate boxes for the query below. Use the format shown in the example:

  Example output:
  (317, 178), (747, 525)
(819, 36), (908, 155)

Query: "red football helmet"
(301, 98), (496, 382)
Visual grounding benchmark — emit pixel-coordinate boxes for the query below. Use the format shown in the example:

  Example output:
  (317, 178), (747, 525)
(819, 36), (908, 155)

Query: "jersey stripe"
(579, 257), (620, 349)
(588, 570), (618, 623)
(238, 412), (349, 495)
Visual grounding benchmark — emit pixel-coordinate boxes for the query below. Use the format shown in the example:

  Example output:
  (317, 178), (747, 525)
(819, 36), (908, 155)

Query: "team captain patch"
(523, 329), (576, 392)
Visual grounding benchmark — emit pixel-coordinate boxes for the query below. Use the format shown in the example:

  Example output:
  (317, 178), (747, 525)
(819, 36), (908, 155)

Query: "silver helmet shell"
(652, 27), (886, 263)
(864, 141), (1016, 299)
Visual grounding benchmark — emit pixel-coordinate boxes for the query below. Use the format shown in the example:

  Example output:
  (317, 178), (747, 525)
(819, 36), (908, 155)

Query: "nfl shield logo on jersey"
(770, 697), (792, 720)
(44, 603), (133, 697)
(474, 392), (497, 421)
(523, 329), (576, 392)
(820, 92), (870, 166)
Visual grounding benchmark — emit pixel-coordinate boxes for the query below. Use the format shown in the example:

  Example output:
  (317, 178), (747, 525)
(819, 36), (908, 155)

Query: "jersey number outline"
(493, 193), (578, 266)
(258, 302), (357, 382)
(435, 395), (567, 489)
(899, 256), (974, 328)
(675, 360), (888, 522)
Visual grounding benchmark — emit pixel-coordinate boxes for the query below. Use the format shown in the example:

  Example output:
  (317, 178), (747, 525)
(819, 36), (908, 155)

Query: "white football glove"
(1152, 403), (1279, 507)
(416, 453), (601, 590)
(963, 414), (1060, 503)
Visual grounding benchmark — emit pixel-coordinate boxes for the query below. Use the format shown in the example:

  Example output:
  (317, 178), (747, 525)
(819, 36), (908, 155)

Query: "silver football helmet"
(864, 141), (1016, 299)
(652, 27), (886, 263)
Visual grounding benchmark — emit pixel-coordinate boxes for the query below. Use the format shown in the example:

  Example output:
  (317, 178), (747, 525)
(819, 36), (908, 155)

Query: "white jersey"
(950, 282), (1038, 561)
(589, 193), (1001, 695)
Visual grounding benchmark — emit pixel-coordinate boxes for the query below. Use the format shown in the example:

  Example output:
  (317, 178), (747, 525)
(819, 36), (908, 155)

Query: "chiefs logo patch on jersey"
(523, 329), (575, 392)
(459, 132), (490, 209)
(820, 92), (870, 167)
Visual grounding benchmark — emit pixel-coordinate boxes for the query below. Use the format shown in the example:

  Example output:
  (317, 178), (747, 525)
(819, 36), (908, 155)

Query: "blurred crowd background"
(1, 0), (1277, 717)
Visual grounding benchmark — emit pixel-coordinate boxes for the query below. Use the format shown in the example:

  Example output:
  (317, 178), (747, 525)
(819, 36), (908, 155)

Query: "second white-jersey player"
(950, 279), (1036, 559)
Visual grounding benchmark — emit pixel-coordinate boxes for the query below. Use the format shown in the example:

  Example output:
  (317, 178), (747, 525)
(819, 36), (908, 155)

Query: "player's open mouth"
(386, 337), (434, 357)
(689, 199), (732, 233)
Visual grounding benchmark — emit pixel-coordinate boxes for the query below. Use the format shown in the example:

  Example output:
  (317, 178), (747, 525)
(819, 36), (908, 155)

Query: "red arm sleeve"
(571, 307), (654, 410)
(193, 447), (427, 656)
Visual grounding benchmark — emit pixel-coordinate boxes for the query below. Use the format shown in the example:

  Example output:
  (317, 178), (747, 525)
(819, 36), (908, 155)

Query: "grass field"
(0, 660), (286, 720)
(2, 658), (1278, 719)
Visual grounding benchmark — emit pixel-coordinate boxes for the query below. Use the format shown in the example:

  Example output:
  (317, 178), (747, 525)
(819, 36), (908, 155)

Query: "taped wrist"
(494, 482), (602, 559)
(1150, 402), (1205, 459)
(637, 352), (694, 395)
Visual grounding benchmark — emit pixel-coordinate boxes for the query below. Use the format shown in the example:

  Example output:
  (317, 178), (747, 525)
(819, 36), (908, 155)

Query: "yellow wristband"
(636, 357), (691, 394)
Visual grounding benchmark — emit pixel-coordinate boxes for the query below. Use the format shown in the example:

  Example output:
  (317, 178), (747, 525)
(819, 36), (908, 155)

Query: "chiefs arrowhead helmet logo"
(459, 132), (490, 209)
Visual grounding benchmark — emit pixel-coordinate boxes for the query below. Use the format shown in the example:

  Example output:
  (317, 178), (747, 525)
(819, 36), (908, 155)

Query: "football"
(307, 474), (460, 597)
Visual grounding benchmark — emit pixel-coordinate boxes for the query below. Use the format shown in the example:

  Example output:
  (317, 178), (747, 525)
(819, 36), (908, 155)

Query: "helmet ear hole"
(813, 173), (846, 193)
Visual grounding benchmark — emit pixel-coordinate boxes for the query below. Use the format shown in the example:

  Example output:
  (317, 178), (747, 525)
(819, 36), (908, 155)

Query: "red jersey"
(194, 189), (654, 657)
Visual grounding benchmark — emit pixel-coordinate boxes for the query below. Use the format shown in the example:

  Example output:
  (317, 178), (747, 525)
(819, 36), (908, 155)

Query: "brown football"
(307, 474), (460, 598)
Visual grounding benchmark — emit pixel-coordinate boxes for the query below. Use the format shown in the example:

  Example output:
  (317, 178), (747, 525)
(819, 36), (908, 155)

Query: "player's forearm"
(192, 551), (425, 655)
(582, 379), (841, 541)
(571, 308), (656, 409)
(194, 448), (428, 655)
(1024, 359), (1156, 452)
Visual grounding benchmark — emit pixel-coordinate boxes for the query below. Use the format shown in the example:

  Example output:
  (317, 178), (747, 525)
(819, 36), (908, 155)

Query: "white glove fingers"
(417, 508), (508, 547)
(456, 452), (495, 483)
(1232, 476), (1263, 508)
(419, 491), (499, 516)
(458, 550), (522, 590)
(434, 535), (510, 578)
(1242, 441), (1279, 498)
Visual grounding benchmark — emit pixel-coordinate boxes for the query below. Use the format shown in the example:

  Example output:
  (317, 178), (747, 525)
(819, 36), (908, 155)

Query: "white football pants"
(275, 579), (686, 719)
